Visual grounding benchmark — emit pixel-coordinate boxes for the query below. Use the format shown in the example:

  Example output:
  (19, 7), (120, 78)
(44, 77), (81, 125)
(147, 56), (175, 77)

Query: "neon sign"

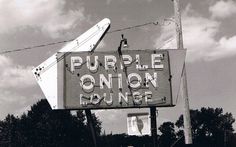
(57, 50), (172, 109)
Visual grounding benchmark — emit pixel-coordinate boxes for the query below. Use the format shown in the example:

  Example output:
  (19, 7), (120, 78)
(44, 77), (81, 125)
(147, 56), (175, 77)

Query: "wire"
(36, 24), (104, 76)
(0, 40), (73, 55)
(171, 135), (184, 147)
(0, 20), (160, 55)
(157, 36), (175, 49)
(107, 21), (158, 34)
(1, 19), (174, 78)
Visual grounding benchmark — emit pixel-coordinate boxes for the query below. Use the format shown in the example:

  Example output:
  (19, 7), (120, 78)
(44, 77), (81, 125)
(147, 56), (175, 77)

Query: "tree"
(158, 121), (177, 147)
(176, 107), (235, 147)
(0, 114), (21, 147)
(0, 99), (103, 147)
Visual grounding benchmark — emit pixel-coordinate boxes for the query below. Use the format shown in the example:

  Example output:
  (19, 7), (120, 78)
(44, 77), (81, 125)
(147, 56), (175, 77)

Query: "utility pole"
(173, 0), (193, 145)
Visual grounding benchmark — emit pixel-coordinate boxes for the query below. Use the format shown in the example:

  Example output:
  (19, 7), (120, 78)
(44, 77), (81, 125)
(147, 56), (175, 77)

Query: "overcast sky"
(0, 0), (236, 134)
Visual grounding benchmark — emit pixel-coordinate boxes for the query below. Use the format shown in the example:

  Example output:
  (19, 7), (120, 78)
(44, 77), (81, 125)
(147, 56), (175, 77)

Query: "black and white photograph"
(0, 0), (236, 146)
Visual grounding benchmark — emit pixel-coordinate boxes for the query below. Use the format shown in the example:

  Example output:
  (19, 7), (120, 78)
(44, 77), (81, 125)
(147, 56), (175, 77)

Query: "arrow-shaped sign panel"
(32, 18), (111, 109)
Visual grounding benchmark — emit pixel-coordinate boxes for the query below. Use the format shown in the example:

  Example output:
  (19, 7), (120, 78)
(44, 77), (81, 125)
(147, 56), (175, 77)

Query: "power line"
(107, 21), (158, 34)
(0, 20), (160, 55)
(0, 20), (175, 78)
(0, 40), (73, 55)
(37, 26), (103, 76)
(0, 18), (175, 78)
(157, 37), (175, 49)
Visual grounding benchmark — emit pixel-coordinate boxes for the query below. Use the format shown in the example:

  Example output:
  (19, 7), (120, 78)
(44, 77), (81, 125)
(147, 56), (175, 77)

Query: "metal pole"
(173, 0), (193, 145)
(150, 107), (157, 147)
(85, 109), (98, 147)
(224, 130), (226, 147)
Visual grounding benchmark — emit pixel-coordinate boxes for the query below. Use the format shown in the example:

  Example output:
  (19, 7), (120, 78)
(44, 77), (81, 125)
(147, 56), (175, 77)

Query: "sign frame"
(57, 49), (174, 110)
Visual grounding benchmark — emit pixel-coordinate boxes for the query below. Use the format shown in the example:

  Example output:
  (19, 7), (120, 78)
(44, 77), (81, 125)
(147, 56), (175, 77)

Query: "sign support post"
(85, 109), (98, 147)
(150, 107), (157, 147)
(173, 0), (193, 145)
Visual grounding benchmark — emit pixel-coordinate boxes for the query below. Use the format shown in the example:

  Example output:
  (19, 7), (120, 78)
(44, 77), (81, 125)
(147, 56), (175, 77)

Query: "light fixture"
(121, 34), (129, 48)
(118, 34), (129, 55)
(123, 39), (128, 48)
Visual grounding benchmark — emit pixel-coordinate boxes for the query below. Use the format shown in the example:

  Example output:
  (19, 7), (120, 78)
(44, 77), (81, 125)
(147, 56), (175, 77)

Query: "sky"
(0, 0), (236, 134)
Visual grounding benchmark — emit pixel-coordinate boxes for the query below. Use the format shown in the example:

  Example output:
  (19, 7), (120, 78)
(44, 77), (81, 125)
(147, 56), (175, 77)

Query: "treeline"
(0, 99), (236, 147)
(0, 100), (101, 147)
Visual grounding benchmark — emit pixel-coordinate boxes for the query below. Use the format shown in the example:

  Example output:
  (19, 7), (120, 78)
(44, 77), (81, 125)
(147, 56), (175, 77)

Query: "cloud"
(106, 0), (112, 5)
(0, 89), (40, 119)
(155, 4), (236, 62)
(209, 0), (236, 19)
(0, 55), (35, 89)
(0, 55), (40, 120)
(0, 0), (86, 38)
(0, 55), (39, 119)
